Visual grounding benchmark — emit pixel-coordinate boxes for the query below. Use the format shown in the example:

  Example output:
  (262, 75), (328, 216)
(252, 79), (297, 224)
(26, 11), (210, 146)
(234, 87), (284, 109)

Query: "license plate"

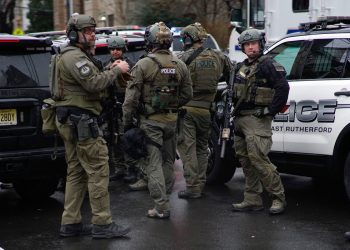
(0, 109), (17, 126)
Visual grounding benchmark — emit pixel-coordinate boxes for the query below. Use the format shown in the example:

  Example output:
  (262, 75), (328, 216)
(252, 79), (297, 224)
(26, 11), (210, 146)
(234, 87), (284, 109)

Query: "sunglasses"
(82, 27), (96, 35)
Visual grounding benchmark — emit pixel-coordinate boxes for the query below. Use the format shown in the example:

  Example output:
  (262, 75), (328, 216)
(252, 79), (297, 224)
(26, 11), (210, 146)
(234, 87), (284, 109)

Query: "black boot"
(123, 166), (137, 183)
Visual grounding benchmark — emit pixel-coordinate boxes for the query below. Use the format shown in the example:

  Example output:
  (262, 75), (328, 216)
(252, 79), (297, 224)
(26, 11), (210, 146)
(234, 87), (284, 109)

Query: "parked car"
(0, 34), (66, 199)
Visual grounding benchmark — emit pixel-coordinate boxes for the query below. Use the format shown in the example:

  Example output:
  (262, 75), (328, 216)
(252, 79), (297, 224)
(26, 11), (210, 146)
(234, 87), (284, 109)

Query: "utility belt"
(56, 106), (102, 141)
(235, 107), (267, 117)
(185, 100), (212, 110)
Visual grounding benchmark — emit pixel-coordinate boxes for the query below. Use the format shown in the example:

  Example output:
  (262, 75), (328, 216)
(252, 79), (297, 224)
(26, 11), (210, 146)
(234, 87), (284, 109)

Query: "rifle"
(219, 67), (235, 158)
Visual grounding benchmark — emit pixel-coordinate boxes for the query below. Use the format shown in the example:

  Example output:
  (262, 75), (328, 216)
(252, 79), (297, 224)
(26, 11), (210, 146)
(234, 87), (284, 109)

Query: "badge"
(79, 65), (91, 76)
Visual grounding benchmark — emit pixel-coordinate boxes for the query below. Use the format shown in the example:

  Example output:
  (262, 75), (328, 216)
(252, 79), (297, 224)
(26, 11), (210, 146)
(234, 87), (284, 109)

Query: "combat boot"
(232, 201), (264, 212)
(269, 199), (287, 215)
(129, 178), (148, 191)
(344, 231), (350, 240)
(109, 169), (125, 181)
(92, 222), (130, 239)
(60, 223), (92, 237)
(178, 190), (202, 199)
(123, 167), (137, 183)
(147, 208), (170, 219)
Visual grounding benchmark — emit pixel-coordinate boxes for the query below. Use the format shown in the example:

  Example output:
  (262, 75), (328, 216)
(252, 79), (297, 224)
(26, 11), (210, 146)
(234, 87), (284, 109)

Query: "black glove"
(253, 107), (271, 118)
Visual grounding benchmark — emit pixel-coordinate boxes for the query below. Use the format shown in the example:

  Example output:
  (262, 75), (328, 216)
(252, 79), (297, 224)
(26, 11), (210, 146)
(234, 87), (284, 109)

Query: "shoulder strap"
(185, 47), (205, 65)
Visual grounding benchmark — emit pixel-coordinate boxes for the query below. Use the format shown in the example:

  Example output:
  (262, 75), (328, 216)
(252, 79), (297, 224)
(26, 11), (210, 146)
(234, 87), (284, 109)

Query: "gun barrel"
(220, 140), (226, 158)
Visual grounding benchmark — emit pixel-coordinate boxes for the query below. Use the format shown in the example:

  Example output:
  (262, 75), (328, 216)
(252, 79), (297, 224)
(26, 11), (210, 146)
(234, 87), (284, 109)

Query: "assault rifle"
(219, 67), (235, 158)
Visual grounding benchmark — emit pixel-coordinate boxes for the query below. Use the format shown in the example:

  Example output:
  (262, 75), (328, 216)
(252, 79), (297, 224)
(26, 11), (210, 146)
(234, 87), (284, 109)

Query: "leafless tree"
(0, 0), (16, 33)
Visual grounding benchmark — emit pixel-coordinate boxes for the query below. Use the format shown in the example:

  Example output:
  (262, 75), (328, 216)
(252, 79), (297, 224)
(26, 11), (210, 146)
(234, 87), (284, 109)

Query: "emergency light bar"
(299, 16), (350, 31)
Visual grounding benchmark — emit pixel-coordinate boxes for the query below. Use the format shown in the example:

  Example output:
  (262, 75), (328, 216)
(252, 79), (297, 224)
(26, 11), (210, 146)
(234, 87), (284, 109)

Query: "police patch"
(161, 68), (176, 74)
(272, 62), (286, 72)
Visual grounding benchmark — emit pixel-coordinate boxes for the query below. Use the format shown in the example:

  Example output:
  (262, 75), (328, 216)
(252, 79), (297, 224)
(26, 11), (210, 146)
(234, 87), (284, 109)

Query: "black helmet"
(121, 128), (148, 159)
(144, 21), (173, 51)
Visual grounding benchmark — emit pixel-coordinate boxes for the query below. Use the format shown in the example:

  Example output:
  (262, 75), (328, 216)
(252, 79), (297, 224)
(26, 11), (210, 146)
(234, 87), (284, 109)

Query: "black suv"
(0, 34), (66, 199)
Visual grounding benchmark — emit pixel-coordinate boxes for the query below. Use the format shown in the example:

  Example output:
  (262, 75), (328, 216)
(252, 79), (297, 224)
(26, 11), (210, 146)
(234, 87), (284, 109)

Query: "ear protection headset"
(67, 23), (79, 43)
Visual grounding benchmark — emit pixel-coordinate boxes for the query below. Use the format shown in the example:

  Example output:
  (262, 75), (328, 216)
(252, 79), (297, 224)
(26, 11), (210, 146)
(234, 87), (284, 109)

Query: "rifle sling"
(185, 47), (205, 65)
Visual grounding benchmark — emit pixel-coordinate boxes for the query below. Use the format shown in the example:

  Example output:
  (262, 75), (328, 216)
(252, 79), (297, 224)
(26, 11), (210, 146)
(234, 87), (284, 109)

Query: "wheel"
(343, 152), (350, 200)
(206, 122), (237, 185)
(13, 178), (59, 200)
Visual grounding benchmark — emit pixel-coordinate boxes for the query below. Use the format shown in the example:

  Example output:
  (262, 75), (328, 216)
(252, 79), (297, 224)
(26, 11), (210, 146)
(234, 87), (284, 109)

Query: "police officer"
(104, 36), (139, 183)
(231, 28), (289, 215)
(123, 21), (193, 219)
(176, 23), (232, 199)
(54, 14), (130, 238)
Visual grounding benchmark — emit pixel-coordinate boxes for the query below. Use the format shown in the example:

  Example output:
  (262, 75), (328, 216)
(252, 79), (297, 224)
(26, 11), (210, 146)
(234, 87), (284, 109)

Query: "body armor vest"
(52, 47), (101, 102)
(142, 54), (180, 114)
(233, 56), (274, 107)
(189, 48), (220, 97)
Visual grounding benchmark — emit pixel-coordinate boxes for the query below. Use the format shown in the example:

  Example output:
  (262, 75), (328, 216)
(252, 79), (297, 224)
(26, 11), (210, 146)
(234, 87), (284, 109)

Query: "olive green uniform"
(55, 45), (123, 226)
(233, 55), (289, 205)
(177, 47), (232, 194)
(123, 50), (192, 212)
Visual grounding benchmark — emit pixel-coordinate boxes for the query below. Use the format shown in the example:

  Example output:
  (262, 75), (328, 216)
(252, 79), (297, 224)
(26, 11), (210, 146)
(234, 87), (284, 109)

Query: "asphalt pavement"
(1, 160), (350, 250)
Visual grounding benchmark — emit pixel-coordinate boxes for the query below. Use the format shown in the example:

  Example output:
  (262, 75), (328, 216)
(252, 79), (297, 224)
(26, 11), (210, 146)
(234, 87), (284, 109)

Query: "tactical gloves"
(253, 107), (271, 118)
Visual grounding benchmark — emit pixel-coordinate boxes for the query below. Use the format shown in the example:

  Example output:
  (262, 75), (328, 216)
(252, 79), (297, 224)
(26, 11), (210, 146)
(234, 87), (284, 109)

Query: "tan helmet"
(180, 22), (208, 44)
(144, 21), (173, 50)
(66, 14), (96, 43)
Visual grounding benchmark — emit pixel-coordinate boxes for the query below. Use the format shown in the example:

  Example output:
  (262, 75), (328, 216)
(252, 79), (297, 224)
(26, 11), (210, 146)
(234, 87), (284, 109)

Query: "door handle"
(334, 91), (350, 96)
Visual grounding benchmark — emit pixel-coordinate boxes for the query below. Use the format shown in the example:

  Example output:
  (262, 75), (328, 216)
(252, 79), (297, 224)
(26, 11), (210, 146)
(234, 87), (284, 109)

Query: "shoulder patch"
(75, 60), (92, 77)
(272, 62), (286, 72)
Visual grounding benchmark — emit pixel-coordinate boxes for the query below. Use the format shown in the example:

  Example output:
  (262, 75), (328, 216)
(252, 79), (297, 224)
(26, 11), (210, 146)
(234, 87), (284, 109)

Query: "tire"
(13, 178), (59, 200)
(343, 152), (350, 200)
(206, 122), (237, 185)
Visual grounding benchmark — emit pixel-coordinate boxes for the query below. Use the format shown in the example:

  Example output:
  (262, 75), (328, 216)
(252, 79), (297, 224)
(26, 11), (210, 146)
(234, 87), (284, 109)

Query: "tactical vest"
(233, 56), (274, 107)
(188, 48), (220, 96)
(142, 54), (180, 115)
(51, 47), (101, 102)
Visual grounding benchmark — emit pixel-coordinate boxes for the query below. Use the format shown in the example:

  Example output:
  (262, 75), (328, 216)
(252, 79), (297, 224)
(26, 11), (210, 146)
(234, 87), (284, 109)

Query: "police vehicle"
(210, 17), (350, 200)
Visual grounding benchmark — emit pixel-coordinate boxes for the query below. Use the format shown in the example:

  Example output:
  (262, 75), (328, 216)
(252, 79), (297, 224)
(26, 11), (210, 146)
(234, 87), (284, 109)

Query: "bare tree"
(0, 0), (16, 33)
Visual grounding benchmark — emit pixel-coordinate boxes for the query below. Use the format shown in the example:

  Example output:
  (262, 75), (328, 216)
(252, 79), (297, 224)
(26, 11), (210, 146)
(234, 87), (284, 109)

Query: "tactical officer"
(104, 35), (139, 183)
(53, 14), (130, 238)
(231, 28), (289, 215)
(176, 23), (232, 199)
(123, 21), (193, 219)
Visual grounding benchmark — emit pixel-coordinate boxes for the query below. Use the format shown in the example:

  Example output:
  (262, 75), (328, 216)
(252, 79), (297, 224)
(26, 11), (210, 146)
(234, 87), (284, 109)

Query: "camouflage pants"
(140, 119), (176, 212)
(177, 108), (211, 193)
(233, 114), (286, 205)
(56, 117), (113, 225)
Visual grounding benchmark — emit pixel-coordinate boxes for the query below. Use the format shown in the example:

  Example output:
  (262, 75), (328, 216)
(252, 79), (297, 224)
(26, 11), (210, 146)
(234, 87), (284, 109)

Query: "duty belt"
(185, 100), (212, 109)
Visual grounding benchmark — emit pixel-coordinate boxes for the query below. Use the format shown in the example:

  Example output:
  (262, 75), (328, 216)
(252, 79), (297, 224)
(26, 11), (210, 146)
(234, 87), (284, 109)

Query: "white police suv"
(263, 17), (350, 199)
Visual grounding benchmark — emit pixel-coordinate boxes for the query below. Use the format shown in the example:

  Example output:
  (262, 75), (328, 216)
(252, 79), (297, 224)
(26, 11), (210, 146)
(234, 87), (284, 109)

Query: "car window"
(343, 50), (350, 78)
(0, 49), (51, 88)
(301, 38), (350, 79)
(268, 41), (303, 79)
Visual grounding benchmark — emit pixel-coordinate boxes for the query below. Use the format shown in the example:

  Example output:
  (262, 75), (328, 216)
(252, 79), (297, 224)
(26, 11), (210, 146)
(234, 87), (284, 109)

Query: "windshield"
(232, 0), (265, 30)
(0, 49), (51, 88)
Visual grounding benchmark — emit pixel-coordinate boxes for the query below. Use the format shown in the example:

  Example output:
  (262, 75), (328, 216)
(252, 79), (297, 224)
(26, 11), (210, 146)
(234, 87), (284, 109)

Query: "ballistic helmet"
(144, 21), (173, 50)
(107, 36), (126, 50)
(238, 28), (265, 51)
(180, 22), (208, 43)
(66, 14), (96, 43)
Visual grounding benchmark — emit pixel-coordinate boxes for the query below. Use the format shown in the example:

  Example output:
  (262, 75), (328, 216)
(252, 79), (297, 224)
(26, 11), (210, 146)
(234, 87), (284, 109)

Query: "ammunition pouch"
(69, 113), (102, 142)
(234, 84), (274, 106)
(41, 98), (57, 134)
